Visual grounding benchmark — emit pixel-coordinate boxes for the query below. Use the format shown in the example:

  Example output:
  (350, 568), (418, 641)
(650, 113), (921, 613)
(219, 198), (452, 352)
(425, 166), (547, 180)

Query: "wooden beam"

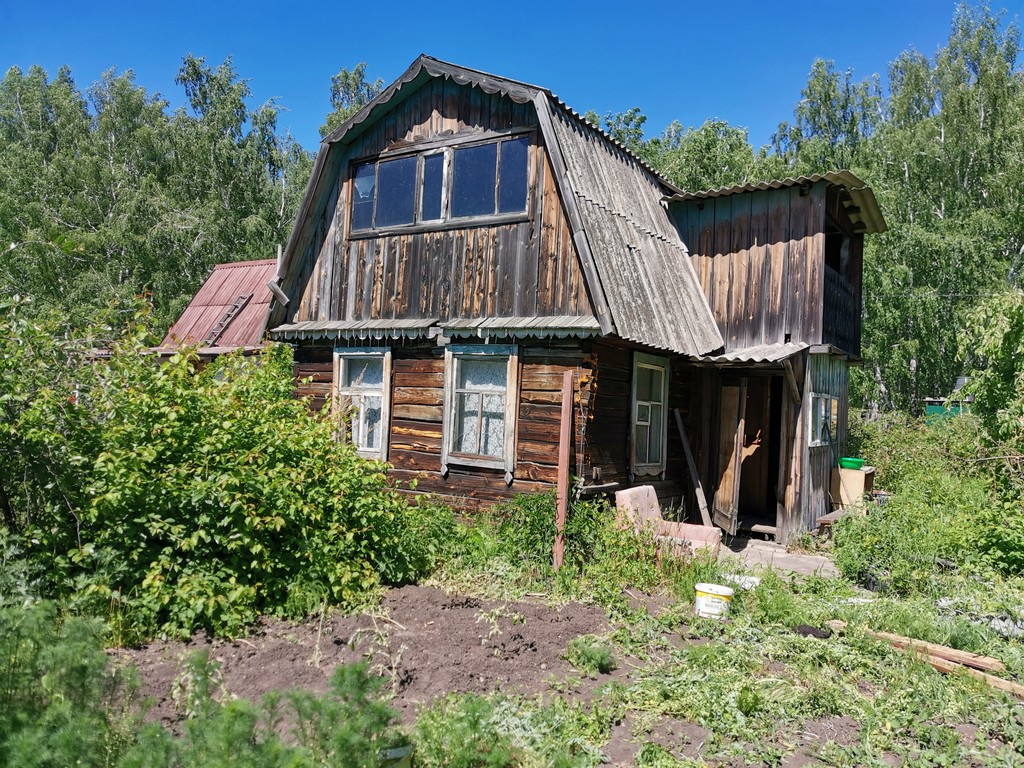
(552, 370), (574, 570)
(674, 408), (712, 527)
(267, 280), (290, 307)
(782, 358), (801, 404)
(827, 620), (1005, 673)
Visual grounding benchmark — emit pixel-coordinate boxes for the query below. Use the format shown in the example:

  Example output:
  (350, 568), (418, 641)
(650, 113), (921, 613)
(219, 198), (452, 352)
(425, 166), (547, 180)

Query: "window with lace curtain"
(442, 345), (518, 483)
(335, 348), (391, 459)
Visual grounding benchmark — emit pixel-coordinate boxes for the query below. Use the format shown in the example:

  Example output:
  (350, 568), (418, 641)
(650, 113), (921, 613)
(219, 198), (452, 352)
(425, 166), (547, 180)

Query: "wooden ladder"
(204, 293), (252, 345)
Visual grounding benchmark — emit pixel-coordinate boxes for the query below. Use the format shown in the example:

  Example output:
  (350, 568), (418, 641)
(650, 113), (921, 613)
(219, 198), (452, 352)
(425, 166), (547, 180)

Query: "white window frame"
(808, 392), (838, 448)
(631, 352), (669, 478)
(334, 347), (392, 460)
(441, 344), (519, 484)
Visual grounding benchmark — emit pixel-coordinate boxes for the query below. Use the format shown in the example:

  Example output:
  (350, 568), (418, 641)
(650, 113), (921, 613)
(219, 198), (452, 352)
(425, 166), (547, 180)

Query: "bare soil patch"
(117, 584), (608, 727)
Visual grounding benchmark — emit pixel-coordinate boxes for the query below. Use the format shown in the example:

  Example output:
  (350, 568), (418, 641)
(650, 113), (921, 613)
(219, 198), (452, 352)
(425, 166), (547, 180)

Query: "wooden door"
(713, 379), (746, 535)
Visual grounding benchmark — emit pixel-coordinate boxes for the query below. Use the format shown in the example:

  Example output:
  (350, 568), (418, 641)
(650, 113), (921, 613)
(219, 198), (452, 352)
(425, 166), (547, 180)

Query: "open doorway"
(712, 375), (782, 537)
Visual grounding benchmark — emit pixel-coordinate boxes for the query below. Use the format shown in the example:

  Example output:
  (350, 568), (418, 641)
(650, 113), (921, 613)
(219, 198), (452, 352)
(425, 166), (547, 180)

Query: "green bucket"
(838, 457), (865, 470)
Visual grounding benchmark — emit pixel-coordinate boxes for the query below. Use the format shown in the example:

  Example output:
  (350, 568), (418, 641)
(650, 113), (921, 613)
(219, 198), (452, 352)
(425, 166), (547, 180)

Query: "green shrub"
(0, 602), (141, 767)
(834, 425), (992, 593)
(0, 300), (456, 638)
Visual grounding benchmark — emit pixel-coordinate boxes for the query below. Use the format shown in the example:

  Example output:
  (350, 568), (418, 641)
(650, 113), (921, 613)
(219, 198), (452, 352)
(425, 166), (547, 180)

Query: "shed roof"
(666, 171), (887, 235)
(160, 260), (277, 351)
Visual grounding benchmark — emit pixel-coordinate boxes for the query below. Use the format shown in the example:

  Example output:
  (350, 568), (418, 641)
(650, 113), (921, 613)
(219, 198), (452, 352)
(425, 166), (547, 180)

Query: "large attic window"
(350, 134), (530, 233)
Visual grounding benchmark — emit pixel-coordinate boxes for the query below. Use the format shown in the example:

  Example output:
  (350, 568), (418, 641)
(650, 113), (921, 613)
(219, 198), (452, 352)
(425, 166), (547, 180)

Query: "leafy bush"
(836, 415), (998, 592)
(488, 492), (606, 571)
(0, 299), (457, 638)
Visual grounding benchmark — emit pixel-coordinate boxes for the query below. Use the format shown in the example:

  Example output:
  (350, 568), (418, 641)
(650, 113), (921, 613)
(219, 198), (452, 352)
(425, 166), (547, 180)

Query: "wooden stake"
(553, 370), (573, 570)
(674, 408), (713, 527)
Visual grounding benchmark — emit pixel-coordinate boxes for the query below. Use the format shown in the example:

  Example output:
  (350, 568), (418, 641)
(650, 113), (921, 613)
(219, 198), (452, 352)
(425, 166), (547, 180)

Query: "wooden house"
(265, 55), (886, 540)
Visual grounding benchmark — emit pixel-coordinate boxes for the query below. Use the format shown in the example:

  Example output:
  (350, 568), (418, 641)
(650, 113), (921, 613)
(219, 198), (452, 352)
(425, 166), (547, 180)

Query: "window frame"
(630, 352), (669, 478)
(348, 132), (532, 236)
(441, 344), (519, 483)
(808, 392), (838, 449)
(334, 347), (392, 461)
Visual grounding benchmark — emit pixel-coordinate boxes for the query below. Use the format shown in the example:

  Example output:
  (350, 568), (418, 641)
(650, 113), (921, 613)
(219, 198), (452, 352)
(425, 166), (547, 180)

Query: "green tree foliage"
(319, 63), (384, 138)
(649, 119), (785, 191)
(0, 57), (311, 331)
(771, 59), (882, 173)
(0, 298), (454, 638)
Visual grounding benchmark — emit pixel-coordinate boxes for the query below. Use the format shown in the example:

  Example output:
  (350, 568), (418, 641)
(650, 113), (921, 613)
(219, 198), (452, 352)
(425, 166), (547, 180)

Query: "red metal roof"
(160, 259), (278, 351)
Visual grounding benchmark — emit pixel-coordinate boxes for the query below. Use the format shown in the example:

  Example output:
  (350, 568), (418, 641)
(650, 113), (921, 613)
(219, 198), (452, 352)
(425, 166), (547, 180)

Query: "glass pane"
(649, 404), (663, 463)
(636, 402), (650, 424)
(455, 392), (481, 454)
(636, 425), (650, 464)
(375, 156), (416, 227)
(344, 357), (383, 389)
(421, 153), (444, 221)
(451, 143), (497, 218)
(636, 366), (653, 402)
(650, 368), (664, 404)
(458, 358), (506, 392)
(498, 137), (528, 213)
(351, 163), (375, 230)
(363, 396), (382, 450)
(481, 394), (505, 457)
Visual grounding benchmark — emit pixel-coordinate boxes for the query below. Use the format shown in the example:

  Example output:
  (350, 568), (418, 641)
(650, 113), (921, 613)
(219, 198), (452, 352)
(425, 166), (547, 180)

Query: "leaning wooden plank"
(827, 620), (1006, 673)
(673, 408), (713, 527)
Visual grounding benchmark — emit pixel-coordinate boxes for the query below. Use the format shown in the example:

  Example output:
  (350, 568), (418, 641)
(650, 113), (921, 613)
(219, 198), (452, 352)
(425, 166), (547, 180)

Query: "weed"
(566, 635), (617, 676)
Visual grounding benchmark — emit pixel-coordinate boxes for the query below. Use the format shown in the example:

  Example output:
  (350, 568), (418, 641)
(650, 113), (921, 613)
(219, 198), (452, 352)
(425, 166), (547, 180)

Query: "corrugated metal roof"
(699, 342), (809, 365)
(160, 260), (277, 350)
(270, 318), (437, 341)
(666, 171), (887, 234)
(444, 316), (600, 339)
(546, 104), (724, 357)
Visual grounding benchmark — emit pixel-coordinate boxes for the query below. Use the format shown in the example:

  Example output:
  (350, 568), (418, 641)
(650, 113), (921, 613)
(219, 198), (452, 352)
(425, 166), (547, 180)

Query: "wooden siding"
(286, 80), (591, 327)
(673, 183), (827, 349)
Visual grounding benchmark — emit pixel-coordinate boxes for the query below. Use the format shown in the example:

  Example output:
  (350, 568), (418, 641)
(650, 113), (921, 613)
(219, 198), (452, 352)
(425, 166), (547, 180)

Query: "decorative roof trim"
(443, 316), (601, 340)
(270, 319), (438, 342)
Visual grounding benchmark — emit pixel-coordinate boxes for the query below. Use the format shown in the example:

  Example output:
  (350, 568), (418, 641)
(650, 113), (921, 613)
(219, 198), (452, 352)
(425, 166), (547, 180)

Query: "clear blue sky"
(4, 0), (1022, 153)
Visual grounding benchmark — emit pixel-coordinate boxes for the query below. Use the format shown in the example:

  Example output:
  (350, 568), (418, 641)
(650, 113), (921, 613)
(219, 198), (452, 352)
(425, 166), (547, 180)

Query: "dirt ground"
(113, 585), (923, 766)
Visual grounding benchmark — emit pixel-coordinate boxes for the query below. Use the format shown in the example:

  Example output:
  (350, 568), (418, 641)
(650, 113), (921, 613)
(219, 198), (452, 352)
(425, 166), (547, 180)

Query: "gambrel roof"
(272, 55), (724, 357)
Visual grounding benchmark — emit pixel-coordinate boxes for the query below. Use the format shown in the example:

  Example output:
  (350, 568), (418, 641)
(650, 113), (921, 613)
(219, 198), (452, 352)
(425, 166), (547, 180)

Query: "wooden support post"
(553, 370), (574, 570)
(783, 359), (801, 404)
(673, 408), (713, 527)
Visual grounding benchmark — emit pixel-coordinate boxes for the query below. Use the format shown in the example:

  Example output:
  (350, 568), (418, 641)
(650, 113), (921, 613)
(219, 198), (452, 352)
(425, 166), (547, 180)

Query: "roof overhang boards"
(532, 93), (615, 337)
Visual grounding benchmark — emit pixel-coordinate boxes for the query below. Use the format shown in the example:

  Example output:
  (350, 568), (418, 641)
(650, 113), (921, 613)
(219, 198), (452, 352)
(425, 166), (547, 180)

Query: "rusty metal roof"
(160, 260), (277, 350)
(666, 171), (887, 234)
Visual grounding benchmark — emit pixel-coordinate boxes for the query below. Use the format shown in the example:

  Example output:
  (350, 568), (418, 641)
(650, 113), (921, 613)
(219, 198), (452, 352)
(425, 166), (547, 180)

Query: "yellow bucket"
(694, 583), (734, 619)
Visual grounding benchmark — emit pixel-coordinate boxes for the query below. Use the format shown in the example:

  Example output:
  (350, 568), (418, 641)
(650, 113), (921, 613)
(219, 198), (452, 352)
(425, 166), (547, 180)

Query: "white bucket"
(694, 583), (734, 619)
